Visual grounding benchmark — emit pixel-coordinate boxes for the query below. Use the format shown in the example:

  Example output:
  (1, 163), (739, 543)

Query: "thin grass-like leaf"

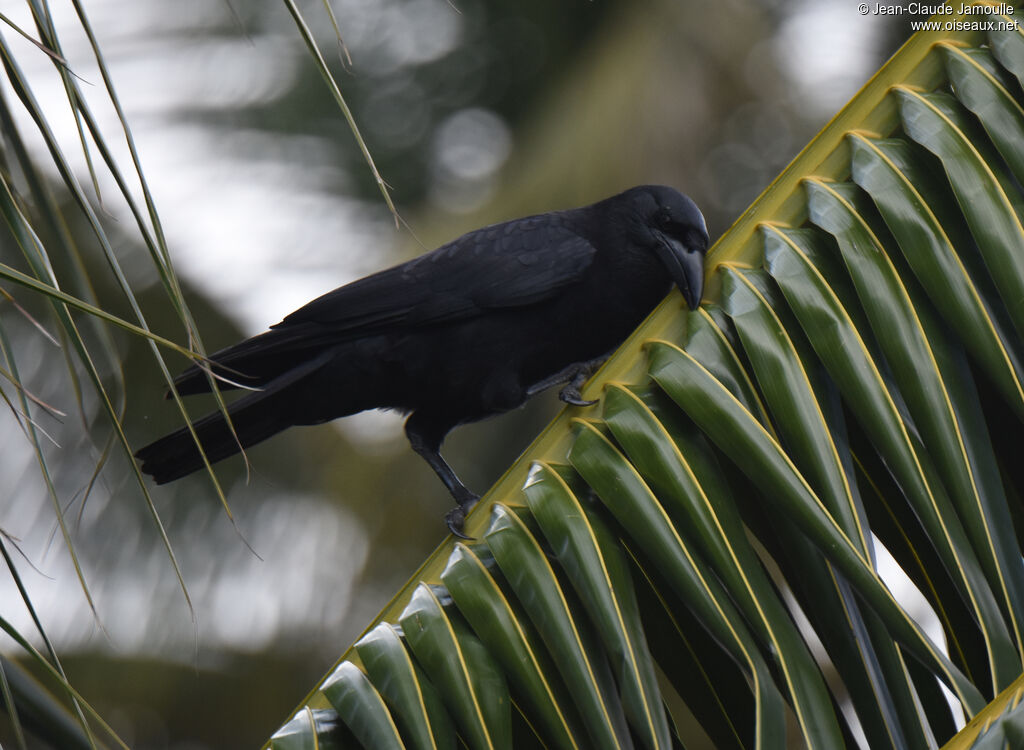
(1, 31), (240, 520)
(0, 322), (101, 635)
(0, 656), (27, 750)
(320, 0), (353, 69)
(0, 10), (66, 65)
(0, 613), (127, 750)
(0, 174), (197, 617)
(45, 0), (252, 506)
(280, 0), (397, 221)
(0, 259), (197, 357)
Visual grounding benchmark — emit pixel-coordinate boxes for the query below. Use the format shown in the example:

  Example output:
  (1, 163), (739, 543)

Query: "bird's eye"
(656, 210), (673, 228)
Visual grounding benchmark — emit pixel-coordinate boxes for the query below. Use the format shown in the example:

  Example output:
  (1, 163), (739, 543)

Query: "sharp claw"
(445, 492), (479, 539)
(558, 386), (597, 407)
(558, 367), (598, 407)
(445, 506), (474, 539)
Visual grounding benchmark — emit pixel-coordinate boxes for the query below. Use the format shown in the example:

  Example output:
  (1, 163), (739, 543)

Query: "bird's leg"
(526, 352), (611, 406)
(405, 415), (479, 539)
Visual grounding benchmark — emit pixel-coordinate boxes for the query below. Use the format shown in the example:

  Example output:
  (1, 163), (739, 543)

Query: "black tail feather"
(138, 352), (333, 483)
(134, 398), (287, 483)
(172, 322), (332, 397)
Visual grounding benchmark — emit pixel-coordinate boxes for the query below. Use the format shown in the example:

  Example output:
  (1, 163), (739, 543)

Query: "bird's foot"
(445, 494), (479, 540)
(559, 387), (597, 407)
(558, 370), (597, 407)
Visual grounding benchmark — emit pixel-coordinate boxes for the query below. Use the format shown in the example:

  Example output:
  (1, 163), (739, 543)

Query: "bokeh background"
(0, 0), (924, 746)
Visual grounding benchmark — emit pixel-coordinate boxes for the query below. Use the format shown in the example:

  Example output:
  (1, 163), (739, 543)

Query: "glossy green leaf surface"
(848, 133), (1024, 423)
(322, 663), (406, 750)
(599, 383), (846, 747)
(485, 504), (633, 750)
(805, 179), (1020, 688)
(897, 87), (1024, 340)
(808, 180), (1024, 665)
(627, 552), (753, 750)
(399, 585), (512, 750)
(682, 307), (771, 427)
(523, 464), (670, 750)
(721, 264), (869, 552)
(568, 420), (788, 749)
(988, 16), (1024, 88)
(271, 708), (346, 750)
(270, 25), (1024, 750)
(647, 337), (983, 714)
(441, 543), (585, 750)
(354, 624), (456, 750)
(942, 44), (1024, 185)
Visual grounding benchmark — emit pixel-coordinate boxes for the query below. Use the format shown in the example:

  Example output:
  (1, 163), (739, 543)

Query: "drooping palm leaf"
(268, 6), (1024, 749)
(0, 0), (396, 744)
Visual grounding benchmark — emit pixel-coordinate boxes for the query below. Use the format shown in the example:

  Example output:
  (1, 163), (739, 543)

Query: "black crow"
(135, 185), (709, 535)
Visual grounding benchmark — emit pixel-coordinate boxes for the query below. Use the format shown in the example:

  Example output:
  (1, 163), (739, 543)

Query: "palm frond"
(267, 7), (1024, 749)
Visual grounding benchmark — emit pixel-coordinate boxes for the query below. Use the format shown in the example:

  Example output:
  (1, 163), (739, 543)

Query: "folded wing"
(172, 216), (597, 395)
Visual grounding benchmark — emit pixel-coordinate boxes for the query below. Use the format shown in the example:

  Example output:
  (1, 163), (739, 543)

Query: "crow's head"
(622, 185), (709, 310)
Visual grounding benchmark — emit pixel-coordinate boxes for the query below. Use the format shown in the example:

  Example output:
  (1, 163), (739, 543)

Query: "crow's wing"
(277, 215), (597, 334)
(171, 216), (597, 395)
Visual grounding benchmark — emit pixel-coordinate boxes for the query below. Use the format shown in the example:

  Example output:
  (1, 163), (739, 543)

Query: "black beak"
(655, 232), (706, 310)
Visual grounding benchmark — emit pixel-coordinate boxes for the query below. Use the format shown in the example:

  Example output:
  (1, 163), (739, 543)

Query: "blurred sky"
(8, 0), (899, 331)
(0, 0), (941, 744)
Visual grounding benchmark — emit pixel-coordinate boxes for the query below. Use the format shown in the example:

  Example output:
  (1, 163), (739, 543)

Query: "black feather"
(135, 185), (709, 534)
